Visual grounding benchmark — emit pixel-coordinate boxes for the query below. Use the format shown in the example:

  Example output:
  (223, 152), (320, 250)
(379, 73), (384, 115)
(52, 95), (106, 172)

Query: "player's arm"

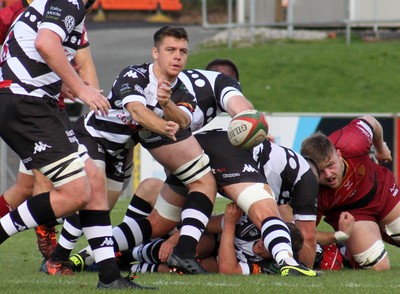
(158, 230), (179, 263)
(157, 79), (191, 129)
(205, 213), (224, 234)
(295, 220), (316, 268)
(125, 101), (179, 141)
(225, 95), (254, 117)
(278, 204), (316, 268)
(218, 203), (243, 274)
(35, 29), (110, 115)
(317, 211), (354, 246)
(361, 115), (392, 164)
(73, 46), (100, 89)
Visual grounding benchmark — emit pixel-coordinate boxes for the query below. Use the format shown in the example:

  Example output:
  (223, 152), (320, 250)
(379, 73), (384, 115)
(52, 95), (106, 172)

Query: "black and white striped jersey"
(252, 140), (318, 221)
(233, 213), (262, 265)
(0, 0), (86, 100)
(76, 63), (195, 157)
(178, 69), (244, 132)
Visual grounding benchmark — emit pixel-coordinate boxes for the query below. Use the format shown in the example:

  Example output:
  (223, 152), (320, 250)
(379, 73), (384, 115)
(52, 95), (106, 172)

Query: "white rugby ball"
(227, 110), (269, 149)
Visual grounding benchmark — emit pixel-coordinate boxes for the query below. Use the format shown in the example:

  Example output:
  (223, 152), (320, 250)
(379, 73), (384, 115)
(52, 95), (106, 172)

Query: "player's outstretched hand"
(78, 85), (111, 116)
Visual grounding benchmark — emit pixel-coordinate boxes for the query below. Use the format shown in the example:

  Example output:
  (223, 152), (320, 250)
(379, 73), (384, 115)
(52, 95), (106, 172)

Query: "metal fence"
(201, 0), (400, 46)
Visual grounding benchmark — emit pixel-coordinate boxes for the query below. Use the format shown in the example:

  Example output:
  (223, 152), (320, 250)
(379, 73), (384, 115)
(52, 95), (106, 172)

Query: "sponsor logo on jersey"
(46, 6), (62, 19)
(63, 15), (75, 33)
(33, 142), (52, 154)
(120, 83), (132, 96)
(116, 111), (133, 126)
(242, 164), (258, 173)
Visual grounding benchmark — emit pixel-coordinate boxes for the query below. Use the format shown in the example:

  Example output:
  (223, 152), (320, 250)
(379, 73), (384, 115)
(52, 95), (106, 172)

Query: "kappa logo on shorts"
(242, 164), (258, 173)
(33, 142), (52, 154)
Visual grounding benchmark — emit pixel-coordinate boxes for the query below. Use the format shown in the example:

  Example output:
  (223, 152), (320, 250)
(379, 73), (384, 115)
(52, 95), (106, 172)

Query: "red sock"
(0, 194), (13, 217)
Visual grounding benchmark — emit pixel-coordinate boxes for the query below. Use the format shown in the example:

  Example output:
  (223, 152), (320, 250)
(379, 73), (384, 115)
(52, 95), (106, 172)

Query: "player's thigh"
(32, 169), (53, 194)
(148, 136), (203, 172)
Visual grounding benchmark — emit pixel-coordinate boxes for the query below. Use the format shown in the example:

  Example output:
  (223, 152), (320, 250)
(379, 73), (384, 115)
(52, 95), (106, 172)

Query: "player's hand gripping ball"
(227, 110), (269, 149)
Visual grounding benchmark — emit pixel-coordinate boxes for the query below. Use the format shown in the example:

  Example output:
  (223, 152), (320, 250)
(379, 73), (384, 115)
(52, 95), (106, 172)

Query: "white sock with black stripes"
(261, 216), (298, 266)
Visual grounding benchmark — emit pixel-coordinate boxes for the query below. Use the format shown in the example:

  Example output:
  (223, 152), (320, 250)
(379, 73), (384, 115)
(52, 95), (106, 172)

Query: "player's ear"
(152, 47), (158, 60)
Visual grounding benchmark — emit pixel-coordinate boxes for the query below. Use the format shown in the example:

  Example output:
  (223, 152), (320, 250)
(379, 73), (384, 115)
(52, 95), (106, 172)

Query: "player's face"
(317, 149), (344, 189)
(253, 239), (272, 259)
(152, 36), (188, 81)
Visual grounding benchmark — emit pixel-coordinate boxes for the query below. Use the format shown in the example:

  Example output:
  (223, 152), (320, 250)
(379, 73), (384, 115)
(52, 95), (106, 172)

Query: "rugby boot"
(97, 276), (158, 290)
(40, 258), (74, 275)
(167, 248), (208, 274)
(34, 225), (57, 260)
(279, 260), (317, 277)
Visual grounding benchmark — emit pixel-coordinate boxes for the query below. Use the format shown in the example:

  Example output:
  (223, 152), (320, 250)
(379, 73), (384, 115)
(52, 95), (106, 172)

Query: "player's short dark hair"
(286, 222), (304, 255)
(205, 58), (240, 81)
(153, 25), (189, 48)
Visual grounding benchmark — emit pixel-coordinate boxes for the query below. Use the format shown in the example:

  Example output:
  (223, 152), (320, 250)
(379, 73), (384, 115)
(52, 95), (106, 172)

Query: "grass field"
(2, 197), (400, 293)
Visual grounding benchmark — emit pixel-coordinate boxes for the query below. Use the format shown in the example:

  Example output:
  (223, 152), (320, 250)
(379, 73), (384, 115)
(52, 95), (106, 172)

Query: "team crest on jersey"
(63, 15), (75, 33)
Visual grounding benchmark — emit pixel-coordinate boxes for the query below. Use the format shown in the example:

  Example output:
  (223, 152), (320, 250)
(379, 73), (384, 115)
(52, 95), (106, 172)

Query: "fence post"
(287, 0), (294, 38)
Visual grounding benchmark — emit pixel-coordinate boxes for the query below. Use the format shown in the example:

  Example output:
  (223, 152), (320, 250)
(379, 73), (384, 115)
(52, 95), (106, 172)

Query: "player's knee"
(385, 217), (400, 245)
(153, 193), (182, 222)
(136, 178), (164, 202)
(147, 209), (178, 238)
(237, 183), (275, 214)
(45, 153), (90, 209)
(352, 240), (389, 270)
